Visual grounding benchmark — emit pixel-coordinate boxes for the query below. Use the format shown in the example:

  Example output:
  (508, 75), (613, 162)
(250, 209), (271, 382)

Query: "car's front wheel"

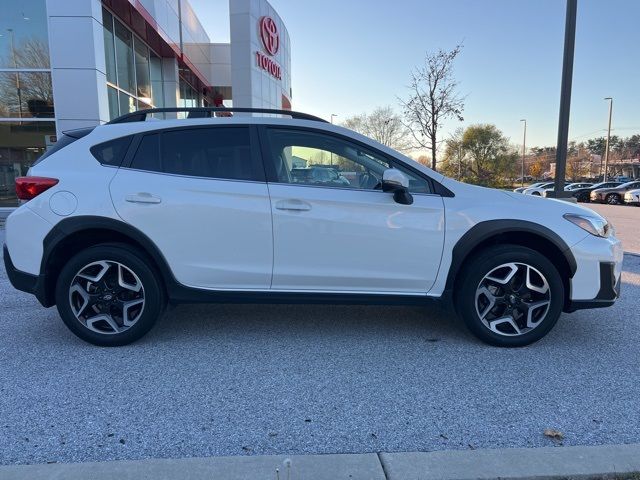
(55, 243), (165, 346)
(456, 245), (564, 347)
(606, 193), (621, 205)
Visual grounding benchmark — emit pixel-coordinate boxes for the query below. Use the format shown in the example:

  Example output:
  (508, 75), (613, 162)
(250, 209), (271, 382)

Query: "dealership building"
(0, 0), (292, 207)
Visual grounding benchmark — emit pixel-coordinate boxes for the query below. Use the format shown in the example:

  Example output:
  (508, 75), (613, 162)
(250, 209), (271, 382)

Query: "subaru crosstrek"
(3, 108), (623, 347)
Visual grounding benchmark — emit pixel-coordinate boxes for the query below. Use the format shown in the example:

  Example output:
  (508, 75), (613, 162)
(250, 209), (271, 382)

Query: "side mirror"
(382, 168), (413, 205)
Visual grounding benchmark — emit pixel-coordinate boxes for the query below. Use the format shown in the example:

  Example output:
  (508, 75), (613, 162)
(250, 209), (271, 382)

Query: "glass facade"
(0, 0), (54, 206)
(102, 7), (163, 120)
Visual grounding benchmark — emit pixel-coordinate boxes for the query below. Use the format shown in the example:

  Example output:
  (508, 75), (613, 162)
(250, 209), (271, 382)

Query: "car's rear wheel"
(576, 192), (589, 202)
(531, 191), (541, 196)
(456, 245), (564, 347)
(55, 243), (164, 346)
(606, 193), (621, 205)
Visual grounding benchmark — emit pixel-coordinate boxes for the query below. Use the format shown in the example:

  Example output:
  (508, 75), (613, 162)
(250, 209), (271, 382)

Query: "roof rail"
(107, 107), (328, 124)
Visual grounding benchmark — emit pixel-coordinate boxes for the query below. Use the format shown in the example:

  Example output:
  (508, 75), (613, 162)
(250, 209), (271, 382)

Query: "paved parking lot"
(587, 203), (639, 254)
(1, 213), (640, 466)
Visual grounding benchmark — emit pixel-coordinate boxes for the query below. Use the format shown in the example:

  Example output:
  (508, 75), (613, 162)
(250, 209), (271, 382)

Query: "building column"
(162, 57), (180, 109)
(46, 0), (109, 136)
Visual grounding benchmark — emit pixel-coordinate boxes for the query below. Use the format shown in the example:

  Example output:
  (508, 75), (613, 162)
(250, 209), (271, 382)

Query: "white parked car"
(3, 108), (623, 348)
(522, 182), (554, 195)
(624, 189), (640, 206)
(513, 182), (545, 193)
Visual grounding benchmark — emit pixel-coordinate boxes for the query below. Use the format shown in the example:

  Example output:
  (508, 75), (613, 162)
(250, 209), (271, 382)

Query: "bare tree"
(400, 44), (465, 170)
(342, 106), (411, 152)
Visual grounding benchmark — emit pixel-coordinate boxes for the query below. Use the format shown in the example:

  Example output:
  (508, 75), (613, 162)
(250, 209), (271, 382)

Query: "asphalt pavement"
(1, 228), (640, 466)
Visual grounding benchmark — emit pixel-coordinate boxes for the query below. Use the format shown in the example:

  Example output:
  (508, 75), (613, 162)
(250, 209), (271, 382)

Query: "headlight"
(563, 213), (612, 238)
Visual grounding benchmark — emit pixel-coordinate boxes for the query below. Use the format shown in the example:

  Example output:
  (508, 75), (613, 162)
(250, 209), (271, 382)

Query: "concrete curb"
(0, 453), (385, 480)
(1, 444), (639, 480)
(380, 444), (640, 479)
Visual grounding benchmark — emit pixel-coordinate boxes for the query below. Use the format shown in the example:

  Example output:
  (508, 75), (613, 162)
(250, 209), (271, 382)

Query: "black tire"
(606, 193), (621, 205)
(531, 191), (541, 196)
(456, 244), (564, 347)
(576, 192), (589, 203)
(55, 243), (165, 346)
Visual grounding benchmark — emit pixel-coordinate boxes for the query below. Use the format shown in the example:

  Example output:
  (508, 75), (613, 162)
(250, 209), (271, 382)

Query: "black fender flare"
(41, 216), (178, 301)
(444, 219), (578, 293)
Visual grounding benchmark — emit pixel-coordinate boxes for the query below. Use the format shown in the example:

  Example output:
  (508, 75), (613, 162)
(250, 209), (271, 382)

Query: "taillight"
(15, 176), (59, 200)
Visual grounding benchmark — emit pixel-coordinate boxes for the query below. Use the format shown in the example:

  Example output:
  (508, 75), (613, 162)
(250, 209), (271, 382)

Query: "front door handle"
(125, 193), (162, 204)
(275, 199), (312, 211)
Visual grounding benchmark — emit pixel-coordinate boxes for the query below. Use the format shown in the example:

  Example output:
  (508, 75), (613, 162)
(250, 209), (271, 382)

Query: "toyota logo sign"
(259, 16), (279, 56)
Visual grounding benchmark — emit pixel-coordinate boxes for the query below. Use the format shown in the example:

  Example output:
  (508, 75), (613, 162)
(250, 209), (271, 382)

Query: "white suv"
(3, 108), (623, 347)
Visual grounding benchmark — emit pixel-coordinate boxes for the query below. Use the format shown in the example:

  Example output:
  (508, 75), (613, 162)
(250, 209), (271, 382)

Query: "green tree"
(441, 124), (518, 188)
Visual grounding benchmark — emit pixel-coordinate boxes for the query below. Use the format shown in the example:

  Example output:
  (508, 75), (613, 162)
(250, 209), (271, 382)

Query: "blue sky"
(191, 0), (640, 148)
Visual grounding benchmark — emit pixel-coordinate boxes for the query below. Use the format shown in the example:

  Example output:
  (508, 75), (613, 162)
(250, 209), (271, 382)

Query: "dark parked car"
(590, 180), (640, 205)
(571, 182), (622, 202)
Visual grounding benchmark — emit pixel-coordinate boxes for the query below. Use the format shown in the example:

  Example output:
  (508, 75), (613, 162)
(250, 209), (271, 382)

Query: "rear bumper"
(3, 244), (50, 307)
(565, 261), (621, 312)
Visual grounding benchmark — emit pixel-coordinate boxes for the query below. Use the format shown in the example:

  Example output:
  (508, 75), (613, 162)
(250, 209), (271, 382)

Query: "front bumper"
(590, 192), (605, 203)
(565, 261), (621, 311)
(3, 244), (50, 307)
(564, 233), (623, 312)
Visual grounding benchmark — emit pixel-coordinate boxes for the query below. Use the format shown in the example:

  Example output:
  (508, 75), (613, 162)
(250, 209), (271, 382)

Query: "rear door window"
(129, 126), (262, 181)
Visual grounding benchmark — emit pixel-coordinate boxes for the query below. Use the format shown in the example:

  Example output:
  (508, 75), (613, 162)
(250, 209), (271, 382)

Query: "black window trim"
(120, 124), (266, 183)
(256, 124), (453, 197)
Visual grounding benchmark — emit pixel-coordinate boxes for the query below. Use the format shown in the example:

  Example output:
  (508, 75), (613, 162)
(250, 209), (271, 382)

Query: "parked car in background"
(291, 166), (351, 187)
(590, 180), (640, 204)
(614, 176), (633, 183)
(571, 182), (622, 202)
(542, 182), (593, 198)
(624, 188), (640, 206)
(513, 182), (545, 193)
(523, 182), (569, 196)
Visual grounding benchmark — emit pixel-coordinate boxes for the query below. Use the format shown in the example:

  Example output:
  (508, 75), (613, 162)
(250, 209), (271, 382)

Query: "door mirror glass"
(382, 168), (413, 205)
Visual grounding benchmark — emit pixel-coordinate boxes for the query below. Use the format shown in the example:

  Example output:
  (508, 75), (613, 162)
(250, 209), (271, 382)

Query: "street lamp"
(520, 119), (527, 187)
(603, 97), (613, 182)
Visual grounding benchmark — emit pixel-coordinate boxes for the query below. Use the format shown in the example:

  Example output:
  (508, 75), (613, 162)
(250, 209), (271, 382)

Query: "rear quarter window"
(90, 136), (133, 166)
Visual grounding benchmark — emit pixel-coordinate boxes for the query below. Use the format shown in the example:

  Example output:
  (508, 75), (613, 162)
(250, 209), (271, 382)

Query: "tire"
(456, 244), (564, 347)
(531, 191), (541, 196)
(606, 193), (621, 205)
(55, 243), (165, 346)
(577, 193), (589, 203)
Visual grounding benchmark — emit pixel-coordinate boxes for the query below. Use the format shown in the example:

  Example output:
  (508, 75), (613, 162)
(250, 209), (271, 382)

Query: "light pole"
(520, 119), (527, 186)
(603, 97), (613, 182)
(552, 0), (577, 198)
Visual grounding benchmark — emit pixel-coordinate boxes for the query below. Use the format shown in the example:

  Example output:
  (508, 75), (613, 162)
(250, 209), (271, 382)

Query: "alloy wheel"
(606, 194), (620, 205)
(68, 260), (145, 335)
(475, 262), (551, 337)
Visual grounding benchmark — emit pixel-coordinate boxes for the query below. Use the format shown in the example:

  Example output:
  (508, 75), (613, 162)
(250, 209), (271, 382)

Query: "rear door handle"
(125, 193), (162, 204)
(275, 199), (312, 211)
